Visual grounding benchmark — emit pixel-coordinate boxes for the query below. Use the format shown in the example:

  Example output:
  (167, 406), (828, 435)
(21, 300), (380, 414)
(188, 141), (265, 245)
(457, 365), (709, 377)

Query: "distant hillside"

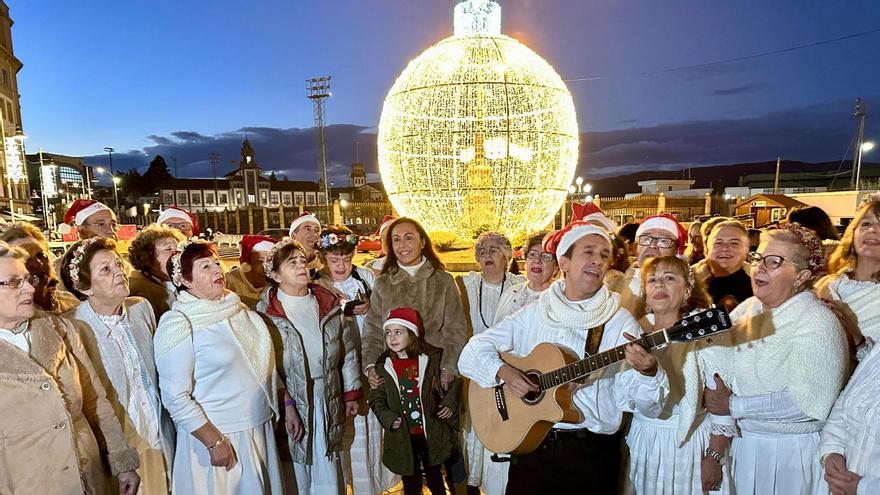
(585, 160), (880, 197)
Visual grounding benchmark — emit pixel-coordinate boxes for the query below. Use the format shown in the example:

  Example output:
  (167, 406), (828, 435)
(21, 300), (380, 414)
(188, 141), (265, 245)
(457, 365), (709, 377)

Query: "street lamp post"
(104, 147), (114, 175)
(855, 141), (875, 191)
(561, 176), (593, 226)
(112, 177), (121, 218)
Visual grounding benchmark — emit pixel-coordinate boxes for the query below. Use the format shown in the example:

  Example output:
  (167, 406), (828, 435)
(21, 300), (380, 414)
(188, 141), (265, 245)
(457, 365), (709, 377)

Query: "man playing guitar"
(458, 222), (669, 494)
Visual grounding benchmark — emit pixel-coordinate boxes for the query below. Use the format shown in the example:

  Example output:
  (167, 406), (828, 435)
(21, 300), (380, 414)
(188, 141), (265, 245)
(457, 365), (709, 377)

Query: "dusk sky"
(11, 0), (880, 183)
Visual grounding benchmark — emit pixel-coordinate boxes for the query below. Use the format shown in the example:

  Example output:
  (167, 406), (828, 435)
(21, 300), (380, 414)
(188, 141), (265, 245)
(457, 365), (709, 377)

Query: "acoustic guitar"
(468, 307), (731, 455)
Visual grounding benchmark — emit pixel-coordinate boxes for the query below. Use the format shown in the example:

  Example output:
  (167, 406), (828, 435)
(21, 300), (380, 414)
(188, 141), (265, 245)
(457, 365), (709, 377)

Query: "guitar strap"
(584, 322), (606, 356)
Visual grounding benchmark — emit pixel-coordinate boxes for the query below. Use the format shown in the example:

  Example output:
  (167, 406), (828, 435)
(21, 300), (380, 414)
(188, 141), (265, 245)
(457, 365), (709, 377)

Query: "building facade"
(0, 1), (31, 217)
(159, 138), (328, 214)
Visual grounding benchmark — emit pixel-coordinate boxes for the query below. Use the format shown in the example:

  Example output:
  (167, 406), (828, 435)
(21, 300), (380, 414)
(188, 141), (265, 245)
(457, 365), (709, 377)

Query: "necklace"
(478, 273), (506, 328)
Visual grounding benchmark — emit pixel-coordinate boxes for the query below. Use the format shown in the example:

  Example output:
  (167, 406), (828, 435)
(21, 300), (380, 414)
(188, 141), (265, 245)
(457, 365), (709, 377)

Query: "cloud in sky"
(80, 96), (874, 184)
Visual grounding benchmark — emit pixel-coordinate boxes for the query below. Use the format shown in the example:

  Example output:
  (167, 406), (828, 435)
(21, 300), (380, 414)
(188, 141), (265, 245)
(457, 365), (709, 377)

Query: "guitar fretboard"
(537, 331), (667, 390)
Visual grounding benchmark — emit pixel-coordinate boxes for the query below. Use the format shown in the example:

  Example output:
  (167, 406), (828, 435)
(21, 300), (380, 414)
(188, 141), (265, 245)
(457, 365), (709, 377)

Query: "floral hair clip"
(779, 222), (825, 278)
(170, 238), (197, 287)
(68, 238), (100, 288)
(263, 237), (303, 279)
(318, 232), (358, 249)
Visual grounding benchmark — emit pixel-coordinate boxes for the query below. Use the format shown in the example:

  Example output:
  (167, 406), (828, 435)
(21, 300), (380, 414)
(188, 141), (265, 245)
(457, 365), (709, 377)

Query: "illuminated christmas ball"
(378, 0), (579, 238)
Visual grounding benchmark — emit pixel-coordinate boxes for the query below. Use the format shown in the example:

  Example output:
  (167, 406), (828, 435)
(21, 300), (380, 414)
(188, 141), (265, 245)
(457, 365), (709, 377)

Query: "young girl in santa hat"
(370, 307), (460, 495)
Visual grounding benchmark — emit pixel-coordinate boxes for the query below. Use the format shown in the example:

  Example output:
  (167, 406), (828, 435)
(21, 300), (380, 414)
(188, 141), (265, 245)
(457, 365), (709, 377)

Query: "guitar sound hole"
(521, 371), (544, 405)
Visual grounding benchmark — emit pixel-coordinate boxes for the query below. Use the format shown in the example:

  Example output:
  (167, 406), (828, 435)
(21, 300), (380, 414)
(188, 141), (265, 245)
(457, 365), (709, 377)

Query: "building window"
(205, 192), (216, 205)
(306, 192), (316, 205)
(163, 191), (174, 204)
(57, 165), (82, 185)
(294, 192), (304, 205)
(177, 192), (188, 205)
(190, 191), (202, 206)
(2, 69), (8, 87)
(260, 190), (268, 206)
(270, 191), (280, 206)
(317, 192), (326, 204)
(235, 190), (243, 206)
(282, 192), (292, 206)
(219, 192), (229, 206)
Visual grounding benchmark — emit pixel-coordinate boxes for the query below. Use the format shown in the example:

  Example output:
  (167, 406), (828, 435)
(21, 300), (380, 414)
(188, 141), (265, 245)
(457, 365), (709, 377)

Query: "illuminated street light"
(862, 141), (875, 153)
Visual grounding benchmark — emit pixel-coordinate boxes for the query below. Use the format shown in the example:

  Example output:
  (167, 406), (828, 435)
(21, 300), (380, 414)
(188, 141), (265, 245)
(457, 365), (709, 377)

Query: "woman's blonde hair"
(0, 240), (27, 261)
(827, 199), (880, 280)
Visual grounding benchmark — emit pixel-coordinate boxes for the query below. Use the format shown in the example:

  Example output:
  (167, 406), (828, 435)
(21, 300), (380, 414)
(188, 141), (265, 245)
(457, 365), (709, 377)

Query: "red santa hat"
(59, 199), (112, 234)
(635, 213), (687, 255)
(288, 211), (321, 237)
(383, 307), (423, 337)
(571, 202), (618, 233)
(376, 215), (397, 238)
(157, 206), (200, 236)
(553, 220), (613, 262)
(239, 234), (277, 267)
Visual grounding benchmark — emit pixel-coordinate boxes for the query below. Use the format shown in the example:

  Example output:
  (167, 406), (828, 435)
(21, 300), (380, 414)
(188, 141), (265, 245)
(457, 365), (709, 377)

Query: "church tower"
(351, 163), (366, 188)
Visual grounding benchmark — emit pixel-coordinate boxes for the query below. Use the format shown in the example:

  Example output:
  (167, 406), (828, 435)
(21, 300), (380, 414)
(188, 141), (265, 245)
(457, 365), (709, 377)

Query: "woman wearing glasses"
(699, 224), (848, 494)
(0, 222), (80, 313)
(457, 232), (524, 495)
(494, 232), (559, 325)
(815, 199), (880, 355)
(0, 241), (141, 494)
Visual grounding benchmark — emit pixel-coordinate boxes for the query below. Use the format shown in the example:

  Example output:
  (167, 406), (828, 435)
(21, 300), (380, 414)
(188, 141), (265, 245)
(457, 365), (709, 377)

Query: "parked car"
(357, 235), (382, 253)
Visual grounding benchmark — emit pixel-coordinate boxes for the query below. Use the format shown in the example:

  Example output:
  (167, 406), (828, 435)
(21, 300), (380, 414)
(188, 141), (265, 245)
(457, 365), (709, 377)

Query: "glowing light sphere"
(377, 0), (579, 238)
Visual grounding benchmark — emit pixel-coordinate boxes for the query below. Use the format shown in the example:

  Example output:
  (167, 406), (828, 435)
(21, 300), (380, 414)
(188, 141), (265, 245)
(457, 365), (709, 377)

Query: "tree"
(143, 155), (174, 194)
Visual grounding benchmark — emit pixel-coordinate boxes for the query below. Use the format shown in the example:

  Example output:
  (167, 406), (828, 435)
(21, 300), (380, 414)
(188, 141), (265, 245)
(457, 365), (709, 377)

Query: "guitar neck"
(537, 330), (668, 391)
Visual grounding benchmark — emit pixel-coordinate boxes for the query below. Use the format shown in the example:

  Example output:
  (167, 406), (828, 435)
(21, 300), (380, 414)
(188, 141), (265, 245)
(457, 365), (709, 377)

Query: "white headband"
(74, 202), (112, 226)
(384, 318), (420, 337)
(157, 208), (192, 226)
(556, 224), (612, 262)
(289, 214), (320, 237)
(636, 217), (680, 239)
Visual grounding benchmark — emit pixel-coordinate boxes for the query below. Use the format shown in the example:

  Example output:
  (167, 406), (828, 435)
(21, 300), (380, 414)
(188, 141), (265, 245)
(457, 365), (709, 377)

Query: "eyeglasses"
(165, 222), (190, 230)
(0, 274), (40, 289)
(525, 250), (555, 263)
(747, 252), (799, 270)
(476, 247), (502, 258)
(637, 235), (676, 249)
(83, 220), (119, 231)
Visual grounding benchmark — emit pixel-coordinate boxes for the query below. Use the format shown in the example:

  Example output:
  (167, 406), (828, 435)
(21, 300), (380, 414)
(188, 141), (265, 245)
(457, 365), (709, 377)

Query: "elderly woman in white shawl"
(154, 239), (283, 494)
(815, 198), (880, 358)
(700, 223), (849, 495)
(60, 237), (175, 494)
(457, 232), (525, 494)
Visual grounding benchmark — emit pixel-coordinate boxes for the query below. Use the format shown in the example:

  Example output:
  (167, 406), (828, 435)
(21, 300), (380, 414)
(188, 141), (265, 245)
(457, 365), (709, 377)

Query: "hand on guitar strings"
(703, 374), (733, 415)
(497, 364), (540, 398)
(622, 332), (658, 376)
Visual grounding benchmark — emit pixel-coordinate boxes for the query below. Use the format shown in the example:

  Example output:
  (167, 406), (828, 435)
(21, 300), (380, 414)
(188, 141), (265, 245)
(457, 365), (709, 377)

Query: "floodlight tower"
(306, 76), (332, 207)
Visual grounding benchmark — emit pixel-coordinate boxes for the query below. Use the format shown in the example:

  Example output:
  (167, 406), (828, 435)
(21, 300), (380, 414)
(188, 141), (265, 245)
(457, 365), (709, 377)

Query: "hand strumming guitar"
(497, 364), (539, 398)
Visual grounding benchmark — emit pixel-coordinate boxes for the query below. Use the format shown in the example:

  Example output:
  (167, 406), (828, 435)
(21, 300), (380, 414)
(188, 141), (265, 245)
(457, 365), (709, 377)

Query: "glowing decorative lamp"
(377, 0), (579, 237)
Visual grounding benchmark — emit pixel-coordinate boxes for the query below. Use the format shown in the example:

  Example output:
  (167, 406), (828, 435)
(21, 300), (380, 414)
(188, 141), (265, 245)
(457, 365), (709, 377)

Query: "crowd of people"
(0, 195), (877, 495)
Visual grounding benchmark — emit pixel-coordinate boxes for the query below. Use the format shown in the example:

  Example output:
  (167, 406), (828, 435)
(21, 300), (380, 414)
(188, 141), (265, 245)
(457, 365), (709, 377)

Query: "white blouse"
(818, 343), (880, 494)
(95, 311), (162, 447)
(277, 289), (324, 379)
(157, 319), (272, 434)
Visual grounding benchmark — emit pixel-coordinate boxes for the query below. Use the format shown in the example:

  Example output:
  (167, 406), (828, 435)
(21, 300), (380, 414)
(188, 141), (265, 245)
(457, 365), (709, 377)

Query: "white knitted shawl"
(154, 290), (279, 418)
(815, 270), (880, 341)
(700, 291), (848, 434)
(541, 280), (621, 330)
